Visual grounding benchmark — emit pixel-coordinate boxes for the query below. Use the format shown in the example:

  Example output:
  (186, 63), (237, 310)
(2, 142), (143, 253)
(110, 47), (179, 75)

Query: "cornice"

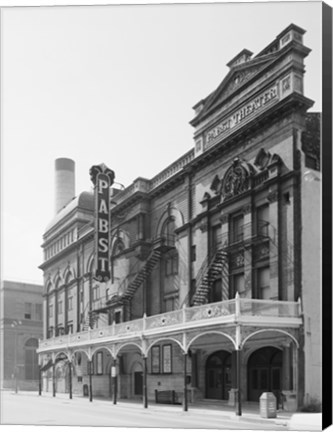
(191, 40), (311, 128)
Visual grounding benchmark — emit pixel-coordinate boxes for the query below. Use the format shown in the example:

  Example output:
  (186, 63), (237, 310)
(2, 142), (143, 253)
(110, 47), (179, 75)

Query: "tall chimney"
(55, 158), (75, 214)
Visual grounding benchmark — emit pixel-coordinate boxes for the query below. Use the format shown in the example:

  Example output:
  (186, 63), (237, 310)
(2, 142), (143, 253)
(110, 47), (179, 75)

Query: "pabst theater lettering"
(206, 85), (278, 144)
(89, 163), (115, 282)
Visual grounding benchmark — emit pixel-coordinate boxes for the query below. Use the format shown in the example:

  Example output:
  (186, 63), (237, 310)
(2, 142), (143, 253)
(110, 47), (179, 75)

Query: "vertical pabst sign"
(89, 163), (115, 282)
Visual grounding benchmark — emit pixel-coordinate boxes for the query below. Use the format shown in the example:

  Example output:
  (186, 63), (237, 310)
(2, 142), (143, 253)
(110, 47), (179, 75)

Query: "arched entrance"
(247, 346), (282, 402)
(205, 350), (231, 400)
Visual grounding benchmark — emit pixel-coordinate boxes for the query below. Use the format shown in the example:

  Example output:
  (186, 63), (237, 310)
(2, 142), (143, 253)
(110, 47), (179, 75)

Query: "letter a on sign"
(89, 163), (115, 282)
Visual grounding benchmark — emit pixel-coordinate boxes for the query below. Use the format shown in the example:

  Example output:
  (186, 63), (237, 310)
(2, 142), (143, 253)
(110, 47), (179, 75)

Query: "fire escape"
(191, 221), (275, 306)
(87, 235), (176, 327)
(192, 249), (229, 306)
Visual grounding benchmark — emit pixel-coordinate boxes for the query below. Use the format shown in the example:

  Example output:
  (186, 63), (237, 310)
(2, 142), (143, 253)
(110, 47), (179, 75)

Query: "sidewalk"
(2, 389), (293, 427)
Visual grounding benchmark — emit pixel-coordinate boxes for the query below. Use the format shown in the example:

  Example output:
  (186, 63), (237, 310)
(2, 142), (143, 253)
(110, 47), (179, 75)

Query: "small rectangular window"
(114, 311), (121, 324)
(256, 205), (269, 236)
(49, 304), (53, 318)
(231, 214), (244, 243)
(93, 285), (100, 301)
(68, 296), (73, 311)
(24, 302), (32, 319)
(257, 266), (270, 299)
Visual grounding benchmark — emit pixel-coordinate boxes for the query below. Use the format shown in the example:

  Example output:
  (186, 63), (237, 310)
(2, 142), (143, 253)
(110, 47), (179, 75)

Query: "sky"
(0, 0), (326, 285)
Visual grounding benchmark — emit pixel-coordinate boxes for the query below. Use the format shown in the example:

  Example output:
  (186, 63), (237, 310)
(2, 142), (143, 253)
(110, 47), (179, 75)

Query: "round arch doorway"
(205, 350), (231, 400)
(247, 346), (282, 402)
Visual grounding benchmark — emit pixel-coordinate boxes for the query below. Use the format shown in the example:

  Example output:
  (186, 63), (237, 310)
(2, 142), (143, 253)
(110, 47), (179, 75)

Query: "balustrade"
(239, 298), (299, 317)
(185, 300), (236, 322)
(38, 298), (301, 352)
(145, 309), (183, 330)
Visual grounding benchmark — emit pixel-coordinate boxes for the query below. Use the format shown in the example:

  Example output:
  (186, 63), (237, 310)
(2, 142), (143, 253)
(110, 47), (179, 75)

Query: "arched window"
(25, 338), (39, 380)
(161, 217), (176, 247)
(113, 239), (125, 256)
(161, 216), (179, 312)
(111, 238), (126, 284)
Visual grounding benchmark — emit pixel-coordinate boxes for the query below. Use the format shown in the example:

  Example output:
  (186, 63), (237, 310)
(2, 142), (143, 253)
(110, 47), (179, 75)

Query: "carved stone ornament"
(253, 243), (270, 261)
(220, 214), (228, 225)
(90, 163), (115, 186)
(254, 148), (271, 170)
(282, 75), (291, 93)
(210, 175), (221, 195)
(267, 190), (278, 203)
(199, 220), (208, 232)
(230, 252), (244, 268)
(221, 157), (254, 201)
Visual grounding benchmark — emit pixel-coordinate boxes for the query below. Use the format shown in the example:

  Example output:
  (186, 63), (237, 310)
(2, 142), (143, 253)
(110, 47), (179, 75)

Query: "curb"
(2, 390), (292, 425)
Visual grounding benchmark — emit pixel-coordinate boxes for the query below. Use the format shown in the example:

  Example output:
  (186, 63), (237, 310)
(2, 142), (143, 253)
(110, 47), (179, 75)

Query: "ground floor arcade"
(38, 297), (302, 413)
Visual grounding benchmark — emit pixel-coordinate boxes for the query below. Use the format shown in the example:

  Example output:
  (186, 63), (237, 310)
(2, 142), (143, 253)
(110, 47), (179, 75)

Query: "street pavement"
(0, 390), (288, 430)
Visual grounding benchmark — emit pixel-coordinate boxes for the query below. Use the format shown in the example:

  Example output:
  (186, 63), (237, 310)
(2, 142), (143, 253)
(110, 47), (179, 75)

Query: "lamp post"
(10, 320), (22, 394)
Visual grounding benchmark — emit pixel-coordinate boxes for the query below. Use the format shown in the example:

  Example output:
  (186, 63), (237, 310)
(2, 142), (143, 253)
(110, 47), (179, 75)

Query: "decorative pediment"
(221, 158), (255, 201)
(191, 54), (277, 126)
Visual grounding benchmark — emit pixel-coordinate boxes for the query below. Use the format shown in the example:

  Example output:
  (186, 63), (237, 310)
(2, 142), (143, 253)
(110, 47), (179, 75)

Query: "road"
(0, 391), (287, 430)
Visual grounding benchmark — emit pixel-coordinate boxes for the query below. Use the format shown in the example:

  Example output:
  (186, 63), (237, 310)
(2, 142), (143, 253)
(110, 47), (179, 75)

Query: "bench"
(155, 389), (180, 404)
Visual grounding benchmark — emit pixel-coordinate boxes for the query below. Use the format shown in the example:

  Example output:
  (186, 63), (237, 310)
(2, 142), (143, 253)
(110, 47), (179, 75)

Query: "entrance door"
(206, 351), (231, 400)
(134, 371), (143, 396)
(247, 347), (282, 401)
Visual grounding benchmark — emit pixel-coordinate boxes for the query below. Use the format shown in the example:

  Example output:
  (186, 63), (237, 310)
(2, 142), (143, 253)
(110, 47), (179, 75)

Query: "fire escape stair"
(193, 250), (228, 306)
(122, 249), (162, 301)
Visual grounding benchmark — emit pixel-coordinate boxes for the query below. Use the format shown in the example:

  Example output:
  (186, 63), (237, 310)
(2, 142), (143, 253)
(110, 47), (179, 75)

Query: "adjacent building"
(0, 280), (43, 390)
(37, 24), (321, 411)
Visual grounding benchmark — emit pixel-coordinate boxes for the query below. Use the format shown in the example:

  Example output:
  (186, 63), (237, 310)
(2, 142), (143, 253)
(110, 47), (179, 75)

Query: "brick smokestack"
(55, 158), (75, 214)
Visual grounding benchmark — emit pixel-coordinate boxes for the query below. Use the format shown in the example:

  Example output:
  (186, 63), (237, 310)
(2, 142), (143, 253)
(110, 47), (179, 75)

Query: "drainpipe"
(187, 172), (193, 305)
(76, 245), (81, 332)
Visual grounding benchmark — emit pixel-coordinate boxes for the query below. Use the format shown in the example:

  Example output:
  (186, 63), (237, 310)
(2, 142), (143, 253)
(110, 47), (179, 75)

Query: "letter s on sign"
(98, 238), (108, 253)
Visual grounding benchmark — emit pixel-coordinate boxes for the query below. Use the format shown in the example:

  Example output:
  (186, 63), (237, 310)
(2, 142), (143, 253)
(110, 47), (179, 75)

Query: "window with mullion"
(231, 214), (244, 243)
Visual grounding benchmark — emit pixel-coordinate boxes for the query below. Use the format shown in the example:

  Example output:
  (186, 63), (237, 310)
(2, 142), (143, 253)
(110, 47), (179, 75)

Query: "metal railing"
(216, 220), (270, 249)
(38, 297), (302, 351)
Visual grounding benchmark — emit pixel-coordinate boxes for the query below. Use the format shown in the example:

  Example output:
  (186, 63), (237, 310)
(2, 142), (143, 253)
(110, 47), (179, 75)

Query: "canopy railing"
(39, 297), (301, 351)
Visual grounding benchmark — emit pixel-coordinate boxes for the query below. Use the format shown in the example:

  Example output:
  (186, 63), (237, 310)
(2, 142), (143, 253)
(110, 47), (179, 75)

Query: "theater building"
(37, 24), (321, 411)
